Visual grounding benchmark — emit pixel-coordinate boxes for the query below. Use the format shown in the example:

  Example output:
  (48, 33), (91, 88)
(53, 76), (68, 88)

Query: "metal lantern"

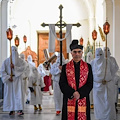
(14, 35), (19, 47)
(6, 27), (13, 78)
(103, 21), (110, 35)
(23, 35), (27, 43)
(92, 30), (97, 41)
(6, 28), (13, 40)
(80, 37), (83, 45)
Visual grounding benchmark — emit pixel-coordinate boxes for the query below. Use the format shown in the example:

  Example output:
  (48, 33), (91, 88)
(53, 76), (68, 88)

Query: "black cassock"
(59, 61), (93, 120)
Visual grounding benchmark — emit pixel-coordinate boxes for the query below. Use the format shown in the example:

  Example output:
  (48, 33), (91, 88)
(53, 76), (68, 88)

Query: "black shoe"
(9, 111), (15, 115)
(26, 100), (30, 104)
(17, 110), (24, 115)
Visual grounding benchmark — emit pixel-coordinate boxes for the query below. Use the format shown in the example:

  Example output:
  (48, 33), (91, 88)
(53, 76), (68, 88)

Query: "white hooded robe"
(28, 65), (45, 105)
(86, 52), (94, 105)
(1, 46), (29, 111)
(103, 47), (119, 103)
(50, 53), (68, 111)
(90, 48), (117, 120)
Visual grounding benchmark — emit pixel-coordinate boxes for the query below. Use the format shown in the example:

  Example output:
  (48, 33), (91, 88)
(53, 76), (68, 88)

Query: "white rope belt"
(94, 80), (111, 85)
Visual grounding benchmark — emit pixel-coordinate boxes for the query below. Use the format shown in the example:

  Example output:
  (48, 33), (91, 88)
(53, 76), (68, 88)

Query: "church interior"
(0, 0), (120, 119)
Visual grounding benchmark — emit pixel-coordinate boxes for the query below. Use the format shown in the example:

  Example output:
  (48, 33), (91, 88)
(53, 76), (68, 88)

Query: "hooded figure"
(86, 52), (94, 108)
(20, 53), (30, 104)
(86, 52), (93, 64)
(0, 46), (29, 115)
(19, 53), (25, 60)
(50, 52), (68, 115)
(90, 48), (117, 120)
(103, 47), (119, 71)
(103, 47), (120, 112)
(27, 55), (35, 67)
(28, 65), (45, 110)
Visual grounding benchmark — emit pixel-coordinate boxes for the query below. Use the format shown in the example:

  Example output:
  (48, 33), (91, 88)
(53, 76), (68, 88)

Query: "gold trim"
(67, 106), (75, 112)
(78, 106), (86, 112)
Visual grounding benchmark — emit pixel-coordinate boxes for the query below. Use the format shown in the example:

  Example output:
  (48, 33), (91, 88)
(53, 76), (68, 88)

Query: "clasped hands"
(73, 91), (80, 100)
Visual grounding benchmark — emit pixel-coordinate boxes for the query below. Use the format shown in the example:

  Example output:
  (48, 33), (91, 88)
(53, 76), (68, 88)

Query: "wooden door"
(38, 33), (67, 65)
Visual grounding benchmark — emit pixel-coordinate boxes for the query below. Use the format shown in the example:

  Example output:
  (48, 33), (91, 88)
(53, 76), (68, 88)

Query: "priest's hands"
(73, 91), (80, 100)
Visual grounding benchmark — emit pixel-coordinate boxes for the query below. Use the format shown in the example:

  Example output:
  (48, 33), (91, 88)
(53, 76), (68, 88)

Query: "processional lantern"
(92, 30), (97, 41)
(103, 21), (110, 35)
(6, 27), (13, 78)
(23, 35), (27, 50)
(14, 35), (19, 47)
(103, 21), (110, 58)
(102, 21), (110, 85)
(6, 28), (13, 40)
(23, 35), (27, 43)
(92, 29), (97, 58)
(80, 37), (84, 45)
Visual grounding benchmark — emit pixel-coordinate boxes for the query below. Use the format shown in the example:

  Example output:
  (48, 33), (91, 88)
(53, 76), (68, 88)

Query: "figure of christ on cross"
(41, 4), (81, 66)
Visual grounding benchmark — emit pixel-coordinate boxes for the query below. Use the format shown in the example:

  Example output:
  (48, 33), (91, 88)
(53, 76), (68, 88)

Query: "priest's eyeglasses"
(73, 50), (82, 54)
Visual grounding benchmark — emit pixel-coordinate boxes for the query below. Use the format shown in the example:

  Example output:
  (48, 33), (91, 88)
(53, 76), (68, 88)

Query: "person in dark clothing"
(59, 39), (93, 120)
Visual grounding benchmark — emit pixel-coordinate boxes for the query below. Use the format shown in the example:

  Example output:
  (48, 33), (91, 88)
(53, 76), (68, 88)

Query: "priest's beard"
(12, 51), (19, 66)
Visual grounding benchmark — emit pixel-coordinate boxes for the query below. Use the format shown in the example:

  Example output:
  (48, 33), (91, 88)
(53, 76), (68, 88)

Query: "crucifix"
(41, 4), (81, 66)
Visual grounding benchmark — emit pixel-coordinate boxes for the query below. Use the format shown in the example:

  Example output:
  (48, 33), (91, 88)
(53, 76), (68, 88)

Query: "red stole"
(66, 59), (88, 120)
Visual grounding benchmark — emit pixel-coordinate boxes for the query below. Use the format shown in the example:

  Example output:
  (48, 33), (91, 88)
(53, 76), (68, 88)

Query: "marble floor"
(0, 92), (120, 120)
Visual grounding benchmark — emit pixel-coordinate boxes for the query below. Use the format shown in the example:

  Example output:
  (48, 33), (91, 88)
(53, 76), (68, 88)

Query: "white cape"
(1, 57), (28, 111)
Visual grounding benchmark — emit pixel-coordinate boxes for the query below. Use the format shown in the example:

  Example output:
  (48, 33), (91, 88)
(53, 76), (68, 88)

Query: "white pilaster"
(113, 0), (120, 67)
(88, 17), (96, 44)
(0, 0), (9, 67)
(103, 0), (113, 55)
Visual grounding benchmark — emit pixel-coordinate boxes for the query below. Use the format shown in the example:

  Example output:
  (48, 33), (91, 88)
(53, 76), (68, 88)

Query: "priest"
(59, 40), (93, 120)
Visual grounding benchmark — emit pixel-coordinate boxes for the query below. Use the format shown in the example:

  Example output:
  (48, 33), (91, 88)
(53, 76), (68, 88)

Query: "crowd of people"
(0, 39), (120, 120)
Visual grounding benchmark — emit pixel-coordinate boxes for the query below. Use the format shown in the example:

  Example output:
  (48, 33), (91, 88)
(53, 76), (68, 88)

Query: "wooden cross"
(41, 4), (81, 65)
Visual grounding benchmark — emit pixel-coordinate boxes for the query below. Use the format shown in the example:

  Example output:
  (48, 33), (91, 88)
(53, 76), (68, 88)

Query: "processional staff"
(41, 4), (81, 66)
(92, 29), (97, 58)
(6, 28), (13, 79)
(102, 21), (110, 85)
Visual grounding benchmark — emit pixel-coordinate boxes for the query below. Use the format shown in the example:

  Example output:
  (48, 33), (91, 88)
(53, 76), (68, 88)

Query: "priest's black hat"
(70, 39), (83, 51)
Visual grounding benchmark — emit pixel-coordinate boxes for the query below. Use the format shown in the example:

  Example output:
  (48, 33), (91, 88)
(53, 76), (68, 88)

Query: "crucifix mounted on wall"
(41, 4), (81, 65)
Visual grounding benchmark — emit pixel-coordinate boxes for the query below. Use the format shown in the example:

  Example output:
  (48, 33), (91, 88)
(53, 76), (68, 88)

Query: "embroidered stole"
(66, 59), (88, 120)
